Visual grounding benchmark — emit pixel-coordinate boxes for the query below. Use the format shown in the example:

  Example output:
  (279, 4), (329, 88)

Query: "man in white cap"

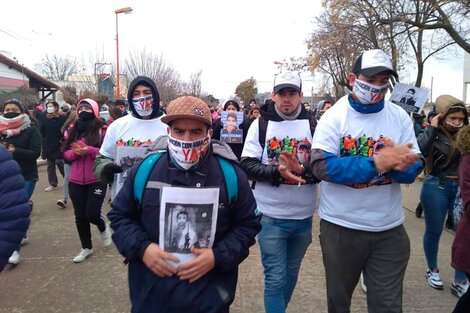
(241, 71), (319, 313)
(309, 49), (423, 312)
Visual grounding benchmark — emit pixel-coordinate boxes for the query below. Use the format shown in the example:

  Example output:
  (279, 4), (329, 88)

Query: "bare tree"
(124, 49), (185, 105)
(0, 86), (38, 109)
(42, 54), (79, 81)
(373, 0), (470, 54)
(184, 70), (203, 97)
(306, 0), (462, 95)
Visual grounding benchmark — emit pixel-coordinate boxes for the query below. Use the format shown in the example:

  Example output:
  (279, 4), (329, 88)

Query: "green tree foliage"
(235, 77), (258, 105)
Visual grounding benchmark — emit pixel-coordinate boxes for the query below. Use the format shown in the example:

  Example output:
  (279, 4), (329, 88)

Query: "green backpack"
(133, 152), (238, 206)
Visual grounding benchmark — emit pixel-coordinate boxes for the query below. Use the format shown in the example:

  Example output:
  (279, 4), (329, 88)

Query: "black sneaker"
(57, 199), (67, 209)
(415, 202), (423, 218)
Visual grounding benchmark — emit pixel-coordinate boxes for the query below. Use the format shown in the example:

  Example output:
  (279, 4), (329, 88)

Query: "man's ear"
(208, 128), (213, 138)
(348, 73), (357, 88)
(167, 126), (171, 135)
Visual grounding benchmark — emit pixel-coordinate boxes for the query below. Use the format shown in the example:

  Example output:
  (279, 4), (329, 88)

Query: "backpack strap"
(215, 155), (238, 206)
(258, 117), (268, 151)
(134, 152), (164, 205)
(134, 152), (238, 207)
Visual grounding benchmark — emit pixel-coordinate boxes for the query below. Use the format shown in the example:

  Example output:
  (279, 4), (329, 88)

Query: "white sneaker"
(451, 281), (469, 298)
(56, 198), (67, 208)
(44, 185), (58, 192)
(73, 248), (93, 263)
(8, 251), (21, 264)
(426, 269), (444, 290)
(20, 236), (29, 246)
(100, 225), (112, 247)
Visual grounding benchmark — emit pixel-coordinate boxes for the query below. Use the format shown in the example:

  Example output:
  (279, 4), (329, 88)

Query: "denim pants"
(258, 215), (312, 313)
(421, 174), (467, 282)
(15, 180), (36, 252)
(24, 180), (37, 200)
(63, 163), (70, 199)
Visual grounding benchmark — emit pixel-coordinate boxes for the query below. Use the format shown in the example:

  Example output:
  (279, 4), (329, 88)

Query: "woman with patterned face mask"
(418, 95), (469, 298)
(1, 99), (41, 265)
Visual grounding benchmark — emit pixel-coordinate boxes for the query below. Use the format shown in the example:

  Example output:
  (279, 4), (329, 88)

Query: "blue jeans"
(24, 180), (37, 200)
(16, 180), (36, 252)
(421, 174), (467, 282)
(258, 215), (312, 313)
(63, 163), (70, 199)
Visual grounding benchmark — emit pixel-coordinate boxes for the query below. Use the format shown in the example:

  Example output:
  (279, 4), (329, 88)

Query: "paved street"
(0, 166), (461, 312)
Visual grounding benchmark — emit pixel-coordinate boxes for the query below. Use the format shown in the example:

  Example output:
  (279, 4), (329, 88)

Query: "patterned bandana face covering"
(132, 95), (153, 116)
(352, 79), (388, 105)
(442, 120), (464, 133)
(167, 134), (210, 170)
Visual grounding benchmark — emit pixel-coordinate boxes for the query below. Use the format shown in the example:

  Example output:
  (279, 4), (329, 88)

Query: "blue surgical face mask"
(352, 79), (388, 105)
(46, 107), (55, 113)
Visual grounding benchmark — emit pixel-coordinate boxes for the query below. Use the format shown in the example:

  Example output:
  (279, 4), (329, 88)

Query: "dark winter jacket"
(452, 126), (470, 274)
(0, 145), (31, 272)
(418, 126), (461, 178)
(419, 94), (470, 178)
(40, 113), (66, 160)
(3, 126), (41, 181)
(108, 136), (260, 313)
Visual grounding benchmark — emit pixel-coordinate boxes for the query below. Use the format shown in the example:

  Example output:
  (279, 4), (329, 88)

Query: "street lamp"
(273, 60), (286, 73)
(115, 6), (133, 99)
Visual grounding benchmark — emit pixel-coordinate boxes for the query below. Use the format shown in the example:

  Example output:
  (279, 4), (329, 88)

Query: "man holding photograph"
(108, 96), (261, 313)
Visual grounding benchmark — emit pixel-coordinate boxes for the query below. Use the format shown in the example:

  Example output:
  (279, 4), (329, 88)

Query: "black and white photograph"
(389, 82), (429, 114)
(163, 203), (213, 254)
(159, 187), (219, 266)
(111, 146), (155, 199)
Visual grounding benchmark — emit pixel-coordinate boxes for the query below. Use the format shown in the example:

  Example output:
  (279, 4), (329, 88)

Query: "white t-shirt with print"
(100, 114), (168, 159)
(242, 118), (318, 220)
(312, 96), (420, 231)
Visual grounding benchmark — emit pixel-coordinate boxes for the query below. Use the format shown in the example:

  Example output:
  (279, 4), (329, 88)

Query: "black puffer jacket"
(3, 126), (41, 181)
(40, 113), (66, 159)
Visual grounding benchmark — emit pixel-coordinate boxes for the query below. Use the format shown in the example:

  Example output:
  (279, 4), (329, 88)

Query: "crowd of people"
(0, 48), (469, 313)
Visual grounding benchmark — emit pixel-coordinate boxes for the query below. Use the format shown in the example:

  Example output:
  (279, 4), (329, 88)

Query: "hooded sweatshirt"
(241, 101), (318, 219)
(99, 76), (167, 160)
(127, 76), (162, 120)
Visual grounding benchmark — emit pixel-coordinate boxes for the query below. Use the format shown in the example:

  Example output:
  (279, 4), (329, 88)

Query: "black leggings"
(69, 182), (107, 249)
(453, 273), (470, 313)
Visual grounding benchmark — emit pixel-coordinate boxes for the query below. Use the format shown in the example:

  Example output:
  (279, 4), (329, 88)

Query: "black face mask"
(3, 112), (21, 119)
(78, 111), (95, 122)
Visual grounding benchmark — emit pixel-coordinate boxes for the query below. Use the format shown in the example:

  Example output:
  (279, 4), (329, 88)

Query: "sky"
(0, 0), (467, 103)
